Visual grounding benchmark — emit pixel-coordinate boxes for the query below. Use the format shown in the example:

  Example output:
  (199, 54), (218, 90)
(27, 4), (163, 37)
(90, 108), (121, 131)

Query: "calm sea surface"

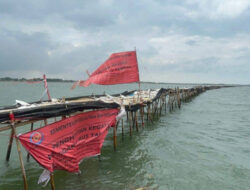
(0, 82), (249, 190)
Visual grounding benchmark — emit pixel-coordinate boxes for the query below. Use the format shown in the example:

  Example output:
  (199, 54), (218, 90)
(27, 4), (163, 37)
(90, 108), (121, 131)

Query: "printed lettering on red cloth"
(81, 51), (139, 87)
(18, 109), (119, 173)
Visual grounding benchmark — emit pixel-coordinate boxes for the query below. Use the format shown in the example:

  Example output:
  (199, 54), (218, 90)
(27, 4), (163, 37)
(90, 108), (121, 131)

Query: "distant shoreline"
(0, 77), (246, 86)
(0, 77), (75, 83)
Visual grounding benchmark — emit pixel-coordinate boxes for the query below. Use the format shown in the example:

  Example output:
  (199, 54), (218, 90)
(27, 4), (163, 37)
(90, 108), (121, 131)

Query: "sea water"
(0, 82), (249, 190)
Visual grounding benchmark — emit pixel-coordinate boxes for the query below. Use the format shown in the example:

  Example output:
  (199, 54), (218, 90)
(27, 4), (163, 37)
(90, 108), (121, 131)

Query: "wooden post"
(129, 111), (133, 136)
(6, 128), (14, 161)
(135, 111), (139, 132)
(131, 111), (135, 129)
(168, 93), (171, 112)
(153, 100), (159, 118)
(121, 119), (124, 139)
(148, 103), (153, 123)
(156, 99), (159, 117)
(113, 123), (117, 151)
(177, 88), (181, 109)
(140, 106), (144, 127)
(9, 112), (28, 190)
(150, 102), (153, 119)
(27, 123), (34, 161)
(98, 155), (101, 162)
(146, 103), (149, 121)
(164, 95), (166, 111)
(50, 173), (55, 190)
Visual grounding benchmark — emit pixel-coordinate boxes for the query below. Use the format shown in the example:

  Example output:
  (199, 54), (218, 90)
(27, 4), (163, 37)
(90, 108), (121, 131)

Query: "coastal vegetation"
(0, 77), (75, 82)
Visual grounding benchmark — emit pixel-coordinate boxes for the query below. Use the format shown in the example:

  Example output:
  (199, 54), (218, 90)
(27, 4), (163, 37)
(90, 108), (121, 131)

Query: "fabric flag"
(81, 51), (139, 87)
(18, 109), (119, 173)
(71, 80), (85, 90)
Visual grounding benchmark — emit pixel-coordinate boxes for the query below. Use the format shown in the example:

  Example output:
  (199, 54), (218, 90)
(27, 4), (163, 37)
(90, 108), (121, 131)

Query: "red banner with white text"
(81, 51), (139, 87)
(18, 109), (119, 173)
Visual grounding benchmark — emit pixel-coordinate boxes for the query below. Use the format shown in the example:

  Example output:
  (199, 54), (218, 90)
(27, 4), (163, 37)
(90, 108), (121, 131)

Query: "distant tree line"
(0, 77), (75, 82)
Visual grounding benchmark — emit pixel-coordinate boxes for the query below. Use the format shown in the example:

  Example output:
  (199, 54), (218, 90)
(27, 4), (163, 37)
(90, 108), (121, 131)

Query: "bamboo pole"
(140, 106), (144, 127)
(50, 173), (55, 190)
(147, 103), (153, 123)
(129, 111), (133, 136)
(121, 119), (124, 139)
(27, 123), (34, 161)
(146, 103), (149, 121)
(0, 119), (41, 132)
(44, 119), (48, 125)
(5, 128), (14, 161)
(164, 94), (167, 111)
(150, 102), (154, 119)
(113, 123), (117, 151)
(135, 111), (139, 132)
(9, 112), (28, 190)
(160, 96), (164, 116)
(168, 93), (171, 112)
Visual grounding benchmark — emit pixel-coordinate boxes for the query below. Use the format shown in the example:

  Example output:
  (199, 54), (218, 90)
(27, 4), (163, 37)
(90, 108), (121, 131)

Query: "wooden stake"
(140, 106), (144, 127)
(164, 96), (167, 114)
(50, 173), (55, 190)
(129, 111), (133, 136)
(98, 155), (101, 162)
(27, 123), (34, 161)
(6, 128), (14, 161)
(121, 119), (124, 138)
(9, 112), (28, 190)
(131, 111), (135, 129)
(148, 103), (153, 123)
(135, 111), (139, 132)
(113, 124), (117, 151)
(146, 103), (149, 121)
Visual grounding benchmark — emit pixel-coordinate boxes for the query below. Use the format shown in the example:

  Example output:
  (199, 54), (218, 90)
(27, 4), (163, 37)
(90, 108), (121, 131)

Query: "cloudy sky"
(0, 0), (250, 84)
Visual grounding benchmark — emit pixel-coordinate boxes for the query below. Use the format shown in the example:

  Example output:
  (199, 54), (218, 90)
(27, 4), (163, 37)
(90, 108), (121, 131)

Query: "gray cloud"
(0, 0), (250, 84)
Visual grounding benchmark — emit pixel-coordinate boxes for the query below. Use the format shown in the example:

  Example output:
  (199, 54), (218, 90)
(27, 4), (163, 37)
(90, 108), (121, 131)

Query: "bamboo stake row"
(0, 85), (228, 190)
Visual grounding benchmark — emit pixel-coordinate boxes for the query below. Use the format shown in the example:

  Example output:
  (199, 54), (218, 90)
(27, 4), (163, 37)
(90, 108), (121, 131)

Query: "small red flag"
(81, 51), (139, 87)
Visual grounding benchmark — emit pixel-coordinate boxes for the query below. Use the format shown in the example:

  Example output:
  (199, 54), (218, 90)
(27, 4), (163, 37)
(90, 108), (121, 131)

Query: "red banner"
(81, 51), (139, 87)
(19, 109), (119, 173)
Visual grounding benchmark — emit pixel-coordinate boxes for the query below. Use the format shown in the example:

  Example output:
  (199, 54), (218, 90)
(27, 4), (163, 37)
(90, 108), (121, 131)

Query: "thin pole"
(135, 47), (141, 101)
(50, 173), (55, 190)
(44, 119), (48, 126)
(140, 106), (144, 127)
(9, 112), (28, 190)
(129, 111), (133, 136)
(135, 111), (139, 132)
(6, 128), (14, 161)
(113, 124), (117, 151)
(132, 111), (135, 129)
(27, 123), (34, 161)
(121, 119), (124, 139)
(147, 103), (149, 121)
